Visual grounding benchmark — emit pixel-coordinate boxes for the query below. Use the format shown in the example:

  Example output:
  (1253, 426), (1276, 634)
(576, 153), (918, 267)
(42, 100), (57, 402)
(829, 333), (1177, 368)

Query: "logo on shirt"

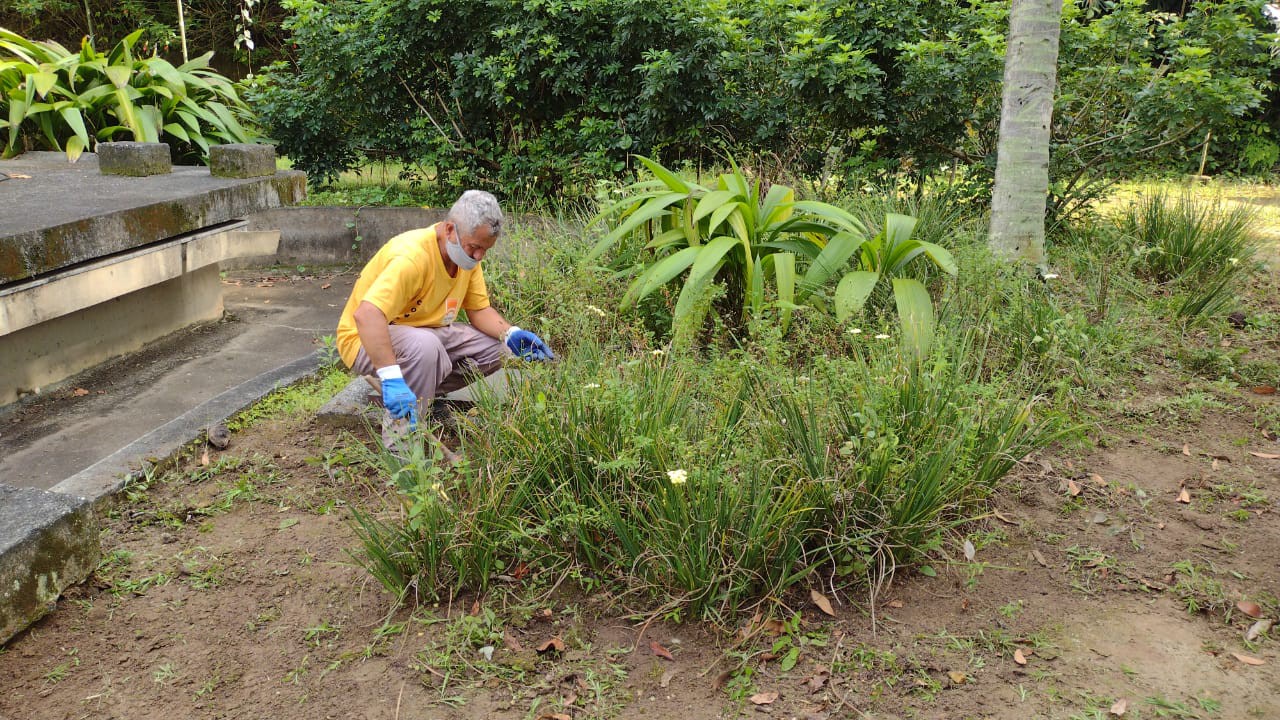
(443, 297), (460, 325)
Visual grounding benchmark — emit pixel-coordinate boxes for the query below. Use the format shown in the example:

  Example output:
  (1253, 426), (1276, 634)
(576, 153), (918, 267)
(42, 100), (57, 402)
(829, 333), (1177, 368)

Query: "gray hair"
(448, 190), (503, 239)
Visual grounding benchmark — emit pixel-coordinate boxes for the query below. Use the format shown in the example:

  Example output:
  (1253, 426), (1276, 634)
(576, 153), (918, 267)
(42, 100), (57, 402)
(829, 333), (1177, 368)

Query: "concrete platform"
(0, 152), (304, 284)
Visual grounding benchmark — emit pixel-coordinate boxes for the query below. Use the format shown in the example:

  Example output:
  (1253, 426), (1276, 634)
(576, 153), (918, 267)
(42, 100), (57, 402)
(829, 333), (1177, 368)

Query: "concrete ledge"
(0, 222), (282, 337)
(316, 378), (379, 430)
(0, 152), (306, 285)
(0, 484), (99, 645)
(209, 144), (276, 179)
(53, 351), (327, 502)
(97, 142), (172, 177)
(0, 266), (225, 405)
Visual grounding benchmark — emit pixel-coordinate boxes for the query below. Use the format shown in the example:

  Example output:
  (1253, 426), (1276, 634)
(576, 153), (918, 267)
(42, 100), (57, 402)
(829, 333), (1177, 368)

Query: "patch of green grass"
(152, 663), (179, 684)
(227, 365), (350, 431)
(1169, 560), (1230, 618)
(42, 649), (79, 684)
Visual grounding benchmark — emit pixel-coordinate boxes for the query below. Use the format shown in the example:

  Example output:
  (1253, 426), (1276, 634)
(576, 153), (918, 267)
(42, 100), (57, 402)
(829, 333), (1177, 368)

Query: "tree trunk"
(988, 0), (1063, 265)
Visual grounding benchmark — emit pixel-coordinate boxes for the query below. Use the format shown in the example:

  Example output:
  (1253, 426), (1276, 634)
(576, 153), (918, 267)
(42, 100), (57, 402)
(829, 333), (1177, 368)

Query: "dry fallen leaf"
(749, 692), (778, 705)
(649, 640), (674, 661)
(1177, 488), (1191, 504)
(1237, 601), (1263, 619)
(1067, 479), (1082, 497)
(1251, 385), (1276, 395)
(8, 173), (31, 179)
(200, 449), (209, 466)
(994, 510), (1018, 525)
(1231, 652), (1265, 666)
(1110, 697), (1128, 716)
(1212, 459), (1220, 471)
(1248, 451), (1280, 460)
(1014, 649), (1027, 665)
(535, 714), (571, 720)
(947, 670), (967, 684)
(1183, 443), (1192, 456)
(811, 588), (836, 617)
(1090, 472), (1107, 486)
(320, 283), (331, 290)
(887, 599), (904, 609)
(805, 668), (830, 693)
(660, 669), (678, 688)
(536, 637), (565, 654)
(1032, 549), (1048, 567)
(72, 387), (89, 396)
(963, 539), (976, 562)
(503, 632), (524, 652)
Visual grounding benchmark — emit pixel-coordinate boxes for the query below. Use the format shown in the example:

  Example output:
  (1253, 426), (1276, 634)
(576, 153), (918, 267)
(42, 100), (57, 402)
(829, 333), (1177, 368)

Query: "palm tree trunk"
(988, 0), (1063, 265)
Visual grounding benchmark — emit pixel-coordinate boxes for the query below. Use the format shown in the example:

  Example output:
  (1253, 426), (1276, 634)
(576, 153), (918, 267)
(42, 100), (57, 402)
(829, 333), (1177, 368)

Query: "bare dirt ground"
(0, 373), (1276, 720)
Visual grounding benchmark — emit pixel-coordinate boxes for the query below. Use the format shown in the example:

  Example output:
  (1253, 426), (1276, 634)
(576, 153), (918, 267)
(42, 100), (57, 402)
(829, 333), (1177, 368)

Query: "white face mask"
(445, 229), (480, 271)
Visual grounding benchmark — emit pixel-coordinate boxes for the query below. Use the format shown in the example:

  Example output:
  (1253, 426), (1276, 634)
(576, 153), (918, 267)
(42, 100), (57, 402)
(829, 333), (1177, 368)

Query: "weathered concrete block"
(0, 484), (99, 645)
(315, 377), (380, 430)
(209, 143), (277, 179)
(97, 142), (172, 177)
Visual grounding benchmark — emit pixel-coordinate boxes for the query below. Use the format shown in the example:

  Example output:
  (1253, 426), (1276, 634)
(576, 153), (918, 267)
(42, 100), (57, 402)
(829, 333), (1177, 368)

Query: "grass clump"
(1117, 191), (1260, 319)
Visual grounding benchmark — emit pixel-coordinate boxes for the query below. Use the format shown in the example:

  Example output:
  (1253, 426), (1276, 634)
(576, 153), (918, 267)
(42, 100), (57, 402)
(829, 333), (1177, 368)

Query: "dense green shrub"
(254, 0), (1278, 201)
(251, 0), (972, 196)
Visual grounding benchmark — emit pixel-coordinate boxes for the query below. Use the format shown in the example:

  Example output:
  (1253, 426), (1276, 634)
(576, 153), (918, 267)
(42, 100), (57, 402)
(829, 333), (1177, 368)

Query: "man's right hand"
(381, 377), (418, 429)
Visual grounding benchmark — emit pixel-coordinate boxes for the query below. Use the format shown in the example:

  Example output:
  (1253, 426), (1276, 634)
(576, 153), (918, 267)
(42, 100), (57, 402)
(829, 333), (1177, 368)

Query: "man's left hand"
(505, 327), (555, 361)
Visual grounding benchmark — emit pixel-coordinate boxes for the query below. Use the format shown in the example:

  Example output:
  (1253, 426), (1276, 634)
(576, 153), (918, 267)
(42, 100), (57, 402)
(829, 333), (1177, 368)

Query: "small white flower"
(583, 383), (601, 390)
(875, 333), (890, 340)
(848, 328), (863, 335)
(1229, 257), (1239, 265)
(666, 469), (688, 485)
(585, 304), (607, 317)
(650, 349), (666, 356)
(797, 376), (810, 384)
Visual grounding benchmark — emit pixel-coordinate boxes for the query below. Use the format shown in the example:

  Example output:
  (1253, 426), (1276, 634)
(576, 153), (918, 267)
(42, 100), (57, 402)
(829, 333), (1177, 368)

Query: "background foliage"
(248, 0), (1279, 202)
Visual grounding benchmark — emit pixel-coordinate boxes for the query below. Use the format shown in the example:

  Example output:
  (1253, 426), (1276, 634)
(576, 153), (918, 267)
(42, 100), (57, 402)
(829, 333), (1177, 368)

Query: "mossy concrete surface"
(209, 143), (276, 179)
(0, 152), (305, 285)
(0, 484), (99, 646)
(96, 141), (173, 177)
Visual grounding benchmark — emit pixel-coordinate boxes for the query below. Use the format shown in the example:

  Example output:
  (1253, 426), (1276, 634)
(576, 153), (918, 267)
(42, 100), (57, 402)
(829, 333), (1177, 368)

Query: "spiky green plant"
(589, 156), (956, 361)
(1, 27), (257, 162)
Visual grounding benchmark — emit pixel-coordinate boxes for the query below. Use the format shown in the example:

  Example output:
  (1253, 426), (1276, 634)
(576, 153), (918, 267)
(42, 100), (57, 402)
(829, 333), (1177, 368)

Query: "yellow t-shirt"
(336, 224), (491, 367)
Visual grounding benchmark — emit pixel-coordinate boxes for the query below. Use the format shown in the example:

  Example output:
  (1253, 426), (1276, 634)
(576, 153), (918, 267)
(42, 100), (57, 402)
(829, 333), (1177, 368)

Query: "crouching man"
(335, 190), (553, 447)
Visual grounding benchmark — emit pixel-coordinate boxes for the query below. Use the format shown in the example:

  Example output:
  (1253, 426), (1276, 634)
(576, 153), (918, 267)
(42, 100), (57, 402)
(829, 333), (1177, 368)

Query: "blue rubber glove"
(505, 327), (555, 361)
(380, 376), (418, 430)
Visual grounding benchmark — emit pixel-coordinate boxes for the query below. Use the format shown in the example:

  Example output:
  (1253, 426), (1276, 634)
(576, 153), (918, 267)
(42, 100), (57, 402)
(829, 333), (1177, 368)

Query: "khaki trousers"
(351, 323), (508, 405)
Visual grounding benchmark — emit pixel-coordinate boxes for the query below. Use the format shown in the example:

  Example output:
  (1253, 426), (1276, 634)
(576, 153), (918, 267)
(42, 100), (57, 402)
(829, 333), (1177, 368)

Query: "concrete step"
(0, 484), (99, 645)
